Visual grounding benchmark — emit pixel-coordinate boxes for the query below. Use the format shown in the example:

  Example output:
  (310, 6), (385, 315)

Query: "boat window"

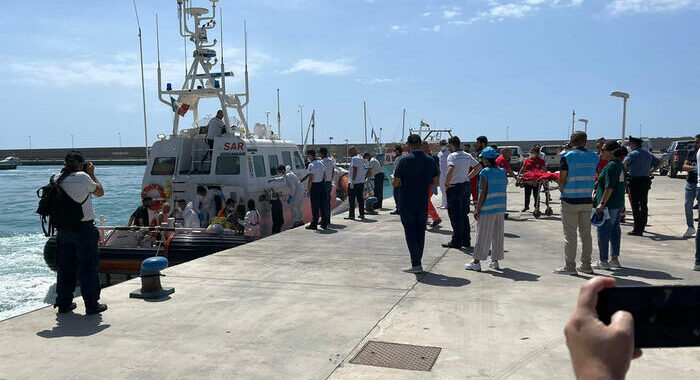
(268, 155), (279, 175)
(253, 155), (266, 177)
(215, 155), (241, 175)
(293, 151), (304, 169)
(282, 151), (292, 168)
(151, 157), (176, 175)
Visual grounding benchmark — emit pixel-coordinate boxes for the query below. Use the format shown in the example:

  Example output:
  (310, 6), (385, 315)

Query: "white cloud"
(607, 0), (699, 14)
(390, 25), (408, 34)
(355, 77), (400, 85)
(422, 11), (432, 16)
(478, 3), (537, 21)
(282, 59), (355, 75)
(443, 9), (462, 19)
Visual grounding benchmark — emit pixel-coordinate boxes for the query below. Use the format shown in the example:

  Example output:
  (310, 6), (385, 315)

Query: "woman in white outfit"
(271, 165), (305, 228)
(240, 199), (262, 238)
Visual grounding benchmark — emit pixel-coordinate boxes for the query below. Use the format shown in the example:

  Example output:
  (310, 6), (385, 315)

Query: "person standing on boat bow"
(53, 151), (107, 315)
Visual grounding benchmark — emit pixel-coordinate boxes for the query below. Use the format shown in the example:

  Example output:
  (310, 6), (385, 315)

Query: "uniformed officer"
(306, 149), (327, 230)
(442, 136), (479, 249)
(319, 147), (335, 227)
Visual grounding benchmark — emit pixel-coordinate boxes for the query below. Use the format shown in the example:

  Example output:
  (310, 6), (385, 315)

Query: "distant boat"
(0, 157), (20, 170)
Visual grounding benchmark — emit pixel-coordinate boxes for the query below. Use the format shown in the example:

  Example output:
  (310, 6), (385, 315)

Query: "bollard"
(129, 257), (175, 300)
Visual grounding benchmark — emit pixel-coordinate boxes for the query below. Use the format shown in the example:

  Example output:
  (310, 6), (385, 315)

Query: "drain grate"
(349, 341), (441, 371)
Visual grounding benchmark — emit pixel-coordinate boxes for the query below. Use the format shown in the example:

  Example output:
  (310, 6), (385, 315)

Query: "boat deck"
(0, 176), (698, 379)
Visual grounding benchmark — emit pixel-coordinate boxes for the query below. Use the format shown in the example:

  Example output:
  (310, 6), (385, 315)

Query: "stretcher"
(516, 170), (560, 218)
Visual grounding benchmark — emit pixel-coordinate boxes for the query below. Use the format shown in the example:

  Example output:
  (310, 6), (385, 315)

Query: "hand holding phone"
(565, 277), (642, 380)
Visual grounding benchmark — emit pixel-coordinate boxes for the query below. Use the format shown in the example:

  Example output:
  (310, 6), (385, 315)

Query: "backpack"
(36, 171), (89, 236)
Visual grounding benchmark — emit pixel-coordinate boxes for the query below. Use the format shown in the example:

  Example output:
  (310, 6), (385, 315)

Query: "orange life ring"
(141, 184), (166, 211)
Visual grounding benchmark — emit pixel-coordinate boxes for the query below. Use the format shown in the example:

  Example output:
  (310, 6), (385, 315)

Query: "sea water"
(0, 165), (143, 321)
(0, 164), (396, 321)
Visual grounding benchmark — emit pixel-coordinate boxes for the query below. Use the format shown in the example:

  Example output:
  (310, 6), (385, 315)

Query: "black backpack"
(36, 171), (89, 236)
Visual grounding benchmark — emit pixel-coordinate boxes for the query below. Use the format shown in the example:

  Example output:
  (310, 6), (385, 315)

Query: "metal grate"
(349, 341), (441, 372)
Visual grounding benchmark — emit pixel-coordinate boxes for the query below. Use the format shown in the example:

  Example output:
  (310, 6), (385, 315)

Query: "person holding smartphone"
(565, 276), (643, 380)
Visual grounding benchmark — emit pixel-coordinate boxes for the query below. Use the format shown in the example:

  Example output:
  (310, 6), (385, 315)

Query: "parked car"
(496, 146), (524, 172)
(662, 140), (694, 178)
(540, 145), (562, 172)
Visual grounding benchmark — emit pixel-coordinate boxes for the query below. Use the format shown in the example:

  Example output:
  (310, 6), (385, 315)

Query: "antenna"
(132, 0), (149, 161)
(219, 7), (224, 63)
(156, 14), (161, 67)
(277, 88), (281, 138)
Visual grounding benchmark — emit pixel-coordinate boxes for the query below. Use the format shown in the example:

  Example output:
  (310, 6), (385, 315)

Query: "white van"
(497, 146), (524, 171)
(540, 145), (562, 172)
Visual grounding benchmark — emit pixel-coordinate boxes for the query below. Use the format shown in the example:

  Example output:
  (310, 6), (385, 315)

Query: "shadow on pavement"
(487, 268), (540, 282)
(613, 267), (683, 280)
(317, 228), (338, 235)
(604, 276), (650, 286)
(327, 224), (347, 230)
(417, 272), (470, 287)
(643, 231), (684, 241)
(504, 233), (520, 239)
(37, 314), (110, 338)
(357, 218), (377, 223)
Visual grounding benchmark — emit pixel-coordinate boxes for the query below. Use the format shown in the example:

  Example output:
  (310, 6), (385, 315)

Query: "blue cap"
(479, 147), (499, 159)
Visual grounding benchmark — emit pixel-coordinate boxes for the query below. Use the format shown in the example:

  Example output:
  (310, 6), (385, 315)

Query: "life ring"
(141, 184), (166, 211)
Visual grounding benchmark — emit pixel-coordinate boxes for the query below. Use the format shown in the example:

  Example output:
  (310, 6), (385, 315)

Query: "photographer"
(54, 151), (107, 315)
(565, 276), (642, 380)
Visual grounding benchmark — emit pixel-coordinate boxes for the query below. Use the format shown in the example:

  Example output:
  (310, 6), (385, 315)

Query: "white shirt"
(539, 152), (546, 161)
(350, 155), (367, 184)
(308, 159), (326, 183)
(197, 192), (217, 218)
(321, 157), (335, 182)
(206, 117), (225, 140)
(447, 150), (478, 185)
(438, 148), (449, 177)
(392, 154), (403, 175)
(58, 172), (97, 221)
(183, 202), (200, 228)
(369, 157), (382, 178)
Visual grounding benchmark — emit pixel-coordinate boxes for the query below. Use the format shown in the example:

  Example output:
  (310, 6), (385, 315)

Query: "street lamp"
(329, 136), (334, 145)
(71, 134), (74, 149)
(28, 135), (32, 158)
(344, 138), (349, 163)
(578, 118), (588, 134)
(610, 91), (630, 142)
(265, 110), (270, 131)
(298, 105), (304, 143)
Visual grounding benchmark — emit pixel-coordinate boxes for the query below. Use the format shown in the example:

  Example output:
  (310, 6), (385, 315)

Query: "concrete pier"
(0, 176), (698, 379)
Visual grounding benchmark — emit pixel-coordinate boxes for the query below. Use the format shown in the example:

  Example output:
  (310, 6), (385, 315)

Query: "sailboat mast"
(401, 108), (406, 142)
(276, 88), (281, 138)
(363, 101), (367, 145)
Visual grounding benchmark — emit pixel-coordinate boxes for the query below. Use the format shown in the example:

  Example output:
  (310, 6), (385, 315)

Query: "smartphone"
(596, 285), (700, 348)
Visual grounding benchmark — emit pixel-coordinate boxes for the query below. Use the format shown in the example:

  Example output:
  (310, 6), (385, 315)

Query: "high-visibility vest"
(562, 149), (599, 199)
(479, 167), (507, 215)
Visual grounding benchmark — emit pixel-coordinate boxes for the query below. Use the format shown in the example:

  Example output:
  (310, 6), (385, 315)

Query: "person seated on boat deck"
(239, 199), (262, 238)
(218, 198), (236, 218)
(128, 197), (152, 227)
(173, 199), (187, 225)
(155, 202), (170, 226)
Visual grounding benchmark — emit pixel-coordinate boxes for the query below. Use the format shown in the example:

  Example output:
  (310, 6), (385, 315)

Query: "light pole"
(344, 138), (349, 163)
(506, 126), (509, 142)
(265, 110), (270, 132)
(329, 136), (334, 145)
(379, 128), (383, 144)
(578, 118), (588, 134)
(71, 134), (74, 149)
(571, 109), (576, 135)
(118, 132), (122, 152)
(610, 91), (630, 142)
(298, 105), (304, 143)
(28, 135), (32, 158)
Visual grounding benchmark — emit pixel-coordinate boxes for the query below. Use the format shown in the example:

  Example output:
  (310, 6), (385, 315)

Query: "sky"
(1, 0), (699, 150)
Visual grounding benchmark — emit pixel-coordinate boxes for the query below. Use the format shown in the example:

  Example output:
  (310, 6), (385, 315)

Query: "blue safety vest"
(562, 149), (599, 199)
(479, 167), (507, 215)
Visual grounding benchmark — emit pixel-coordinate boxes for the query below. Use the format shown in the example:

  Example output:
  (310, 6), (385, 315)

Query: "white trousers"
(290, 193), (304, 223)
(473, 213), (505, 261)
(439, 177), (447, 207)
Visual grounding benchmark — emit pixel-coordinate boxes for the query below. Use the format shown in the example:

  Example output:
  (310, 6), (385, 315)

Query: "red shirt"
(522, 157), (546, 172)
(496, 155), (511, 171)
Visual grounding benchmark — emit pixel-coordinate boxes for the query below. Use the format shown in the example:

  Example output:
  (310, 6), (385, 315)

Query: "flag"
(170, 97), (178, 112)
(420, 120), (430, 128)
(177, 103), (190, 116)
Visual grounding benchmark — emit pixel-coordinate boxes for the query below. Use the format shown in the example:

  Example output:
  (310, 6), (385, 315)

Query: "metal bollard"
(130, 257), (175, 300)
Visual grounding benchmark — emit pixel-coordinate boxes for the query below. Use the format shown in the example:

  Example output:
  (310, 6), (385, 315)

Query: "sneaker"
(86, 303), (108, 315)
(389, 210), (400, 215)
(609, 257), (622, 270)
(488, 261), (500, 270)
(464, 261), (482, 272)
(521, 207), (529, 212)
(403, 265), (423, 274)
(683, 227), (696, 238)
(431, 219), (442, 228)
(553, 267), (578, 275)
(441, 241), (461, 249)
(577, 265), (595, 275)
(344, 216), (355, 220)
(627, 230), (643, 236)
(55, 302), (77, 314)
(592, 261), (610, 270)
(305, 225), (317, 230)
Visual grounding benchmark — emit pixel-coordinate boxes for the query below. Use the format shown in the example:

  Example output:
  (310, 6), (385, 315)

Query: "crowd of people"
(390, 131), (699, 275)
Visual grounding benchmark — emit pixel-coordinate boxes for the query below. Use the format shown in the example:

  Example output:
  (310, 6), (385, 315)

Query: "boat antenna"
(132, 0), (149, 161)
(401, 108), (406, 142)
(276, 88), (281, 138)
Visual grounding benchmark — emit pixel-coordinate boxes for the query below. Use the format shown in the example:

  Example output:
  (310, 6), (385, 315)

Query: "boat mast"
(276, 88), (281, 138)
(363, 101), (367, 145)
(401, 108), (406, 142)
(133, 0), (149, 160)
